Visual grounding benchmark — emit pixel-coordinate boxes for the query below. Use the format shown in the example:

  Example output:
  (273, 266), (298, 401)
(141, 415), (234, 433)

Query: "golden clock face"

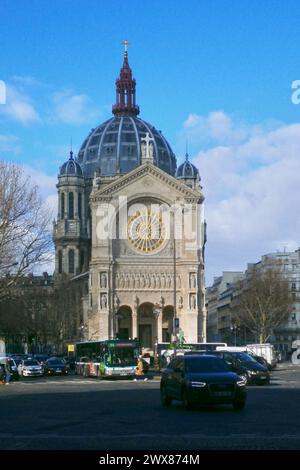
(127, 209), (166, 253)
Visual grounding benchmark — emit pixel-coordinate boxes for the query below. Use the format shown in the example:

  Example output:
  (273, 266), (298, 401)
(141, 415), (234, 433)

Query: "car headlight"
(190, 381), (206, 388)
(249, 370), (257, 375)
(237, 379), (247, 387)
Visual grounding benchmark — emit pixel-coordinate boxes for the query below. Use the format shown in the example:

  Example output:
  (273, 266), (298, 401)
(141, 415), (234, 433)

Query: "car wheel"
(160, 384), (172, 407)
(232, 400), (246, 410)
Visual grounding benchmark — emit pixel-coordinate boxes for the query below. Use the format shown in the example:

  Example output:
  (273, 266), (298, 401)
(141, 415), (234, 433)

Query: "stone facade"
(53, 48), (206, 352)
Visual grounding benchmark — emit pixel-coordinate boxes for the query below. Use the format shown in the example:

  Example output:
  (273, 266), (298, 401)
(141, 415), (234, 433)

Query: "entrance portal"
(137, 302), (156, 351)
(116, 306), (132, 339)
(138, 324), (152, 349)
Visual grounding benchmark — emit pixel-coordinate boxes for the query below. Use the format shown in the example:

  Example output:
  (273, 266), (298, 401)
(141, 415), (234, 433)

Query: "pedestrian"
(134, 355), (148, 381)
(4, 358), (11, 385)
(0, 363), (6, 385)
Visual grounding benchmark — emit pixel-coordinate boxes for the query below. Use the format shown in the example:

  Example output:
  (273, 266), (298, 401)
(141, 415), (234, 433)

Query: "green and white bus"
(75, 339), (140, 378)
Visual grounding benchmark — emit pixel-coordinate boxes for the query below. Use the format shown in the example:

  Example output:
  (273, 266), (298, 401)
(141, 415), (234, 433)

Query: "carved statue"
(156, 274), (161, 289)
(161, 275), (166, 288)
(141, 141), (147, 158)
(149, 142), (154, 160)
(113, 294), (119, 310)
(100, 272), (107, 288)
(190, 273), (197, 289)
(190, 294), (196, 309)
(178, 296), (183, 309)
(100, 293), (107, 310)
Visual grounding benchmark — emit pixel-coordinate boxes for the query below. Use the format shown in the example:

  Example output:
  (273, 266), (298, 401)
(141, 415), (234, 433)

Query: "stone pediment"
(91, 161), (204, 203)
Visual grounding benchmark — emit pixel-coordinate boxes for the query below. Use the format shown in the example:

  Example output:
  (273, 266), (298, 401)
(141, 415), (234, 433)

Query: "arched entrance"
(116, 305), (132, 340)
(162, 305), (174, 343)
(138, 302), (156, 351)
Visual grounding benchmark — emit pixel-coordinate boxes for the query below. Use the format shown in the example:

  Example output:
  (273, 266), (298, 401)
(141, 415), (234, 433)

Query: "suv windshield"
(185, 356), (230, 373)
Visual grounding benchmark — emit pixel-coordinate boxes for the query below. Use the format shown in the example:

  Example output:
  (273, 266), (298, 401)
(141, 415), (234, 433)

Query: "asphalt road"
(1, 367), (300, 450)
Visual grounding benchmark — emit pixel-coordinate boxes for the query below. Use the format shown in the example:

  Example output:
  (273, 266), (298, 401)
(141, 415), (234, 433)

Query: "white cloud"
(52, 89), (100, 125)
(0, 85), (41, 125)
(0, 134), (21, 154)
(186, 112), (300, 284)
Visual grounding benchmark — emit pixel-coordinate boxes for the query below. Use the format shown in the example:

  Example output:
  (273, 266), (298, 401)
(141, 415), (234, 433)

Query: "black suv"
(205, 351), (270, 385)
(160, 354), (247, 410)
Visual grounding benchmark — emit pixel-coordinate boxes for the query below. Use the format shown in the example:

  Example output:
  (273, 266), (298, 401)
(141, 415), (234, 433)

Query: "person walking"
(4, 358), (11, 385)
(0, 363), (6, 385)
(134, 355), (148, 381)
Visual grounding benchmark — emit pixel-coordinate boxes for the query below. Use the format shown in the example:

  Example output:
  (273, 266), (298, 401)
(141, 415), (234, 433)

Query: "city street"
(1, 366), (300, 450)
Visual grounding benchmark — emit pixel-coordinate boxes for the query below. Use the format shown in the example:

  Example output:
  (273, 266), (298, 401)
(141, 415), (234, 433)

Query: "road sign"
(68, 344), (75, 353)
(174, 318), (179, 329)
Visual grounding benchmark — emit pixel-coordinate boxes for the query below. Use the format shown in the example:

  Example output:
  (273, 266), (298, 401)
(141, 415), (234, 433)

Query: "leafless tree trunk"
(0, 161), (52, 301)
(233, 263), (293, 343)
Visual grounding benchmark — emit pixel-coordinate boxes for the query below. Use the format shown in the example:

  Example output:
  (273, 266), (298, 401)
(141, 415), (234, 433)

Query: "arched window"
(68, 192), (74, 219)
(78, 193), (82, 220)
(68, 249), (75, 274)
(61, 193), (65, 219)
(58, 250), (63, 274)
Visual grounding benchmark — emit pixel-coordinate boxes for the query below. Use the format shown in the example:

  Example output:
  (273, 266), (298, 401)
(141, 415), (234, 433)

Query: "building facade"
(53, 47), (206, 351)
(206, 250), (300, 354)
(206, 272), (245, 343)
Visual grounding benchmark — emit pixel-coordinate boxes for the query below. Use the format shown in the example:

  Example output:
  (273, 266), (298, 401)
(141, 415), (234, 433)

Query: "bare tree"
(0, 161), (52, 300)
(233, 263), (293, 343)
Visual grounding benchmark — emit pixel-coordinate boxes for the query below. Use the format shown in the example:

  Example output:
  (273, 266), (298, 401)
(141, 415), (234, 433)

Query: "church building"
(53, 45), (206, 352)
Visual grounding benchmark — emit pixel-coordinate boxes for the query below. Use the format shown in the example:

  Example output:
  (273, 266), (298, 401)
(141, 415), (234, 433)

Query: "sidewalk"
(276, 361), (300, 371)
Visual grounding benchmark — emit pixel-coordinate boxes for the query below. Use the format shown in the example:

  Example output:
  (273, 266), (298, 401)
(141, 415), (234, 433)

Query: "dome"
(176, 154), (200, 180)
(77, 116), (176, 178)
(59, 151), (83, 177)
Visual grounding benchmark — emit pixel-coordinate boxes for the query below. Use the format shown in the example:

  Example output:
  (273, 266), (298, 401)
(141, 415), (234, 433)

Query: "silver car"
(18, 359), (44, 377)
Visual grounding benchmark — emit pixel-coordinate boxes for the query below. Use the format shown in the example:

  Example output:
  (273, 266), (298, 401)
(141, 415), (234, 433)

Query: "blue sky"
(1, 0), (300, 282)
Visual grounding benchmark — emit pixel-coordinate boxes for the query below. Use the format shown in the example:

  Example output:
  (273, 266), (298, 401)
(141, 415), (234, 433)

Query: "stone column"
(132, 312), (138, 340)
(132, 295), (139, 340)
(153, 303), (163, 344)
(157, 309), (163, 343)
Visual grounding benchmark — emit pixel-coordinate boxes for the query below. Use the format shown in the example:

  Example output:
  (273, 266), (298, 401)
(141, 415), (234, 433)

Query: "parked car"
(248, 353), (270, 370)
(160, 354), (247, 410)
(44, 357), (68, 376)
(212, 351), (270, 385)
(18, 359), (44, 377)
